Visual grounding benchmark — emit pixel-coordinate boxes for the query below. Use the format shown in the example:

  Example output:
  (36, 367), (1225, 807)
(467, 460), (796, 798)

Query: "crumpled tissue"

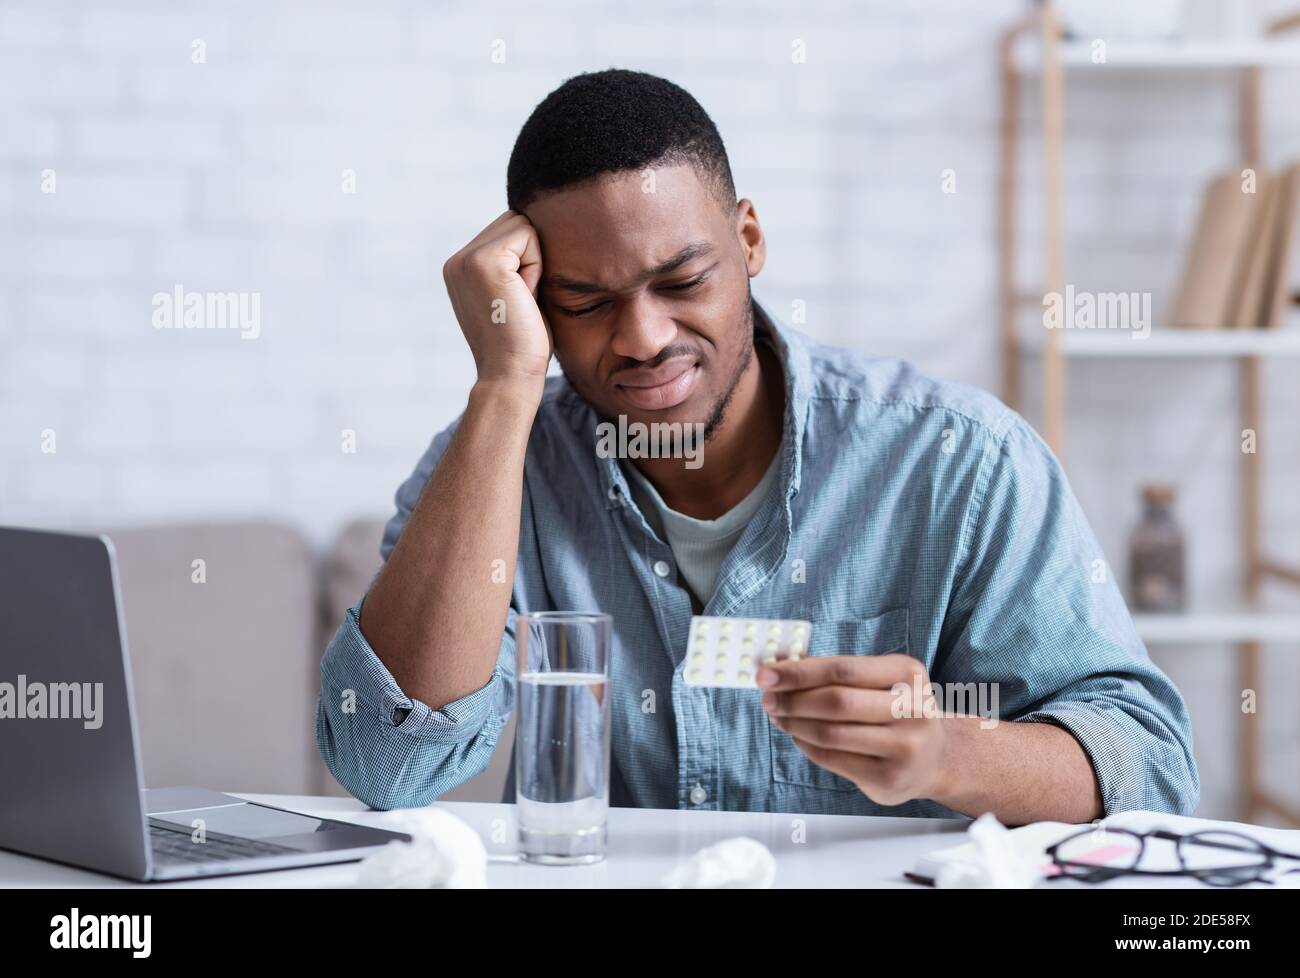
(662, 836), (776, 889)
(355, 806), (488, 889)
(935, 811), (1044, 889)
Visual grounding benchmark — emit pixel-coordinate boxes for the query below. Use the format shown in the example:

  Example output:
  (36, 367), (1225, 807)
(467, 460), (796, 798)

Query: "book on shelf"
(1260, 163), (1300, 329)
(1170, 162), (1299, 330)
(1229, 170), (1280, 328)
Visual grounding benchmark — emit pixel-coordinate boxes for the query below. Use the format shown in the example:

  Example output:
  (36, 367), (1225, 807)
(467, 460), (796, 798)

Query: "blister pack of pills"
(683, 615), (813, 689)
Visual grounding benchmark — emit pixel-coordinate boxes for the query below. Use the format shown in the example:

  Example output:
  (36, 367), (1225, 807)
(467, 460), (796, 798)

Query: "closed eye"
(661, 272), (710, 293)
(560, 300), (610, 318)
(556, 270), (712, 318)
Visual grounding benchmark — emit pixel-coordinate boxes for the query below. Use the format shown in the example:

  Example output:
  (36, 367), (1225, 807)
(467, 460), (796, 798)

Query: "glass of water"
(516, 611), (612, 865)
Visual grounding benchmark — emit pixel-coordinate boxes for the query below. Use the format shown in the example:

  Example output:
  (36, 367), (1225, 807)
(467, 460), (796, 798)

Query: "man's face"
(524, 164), (765, 438)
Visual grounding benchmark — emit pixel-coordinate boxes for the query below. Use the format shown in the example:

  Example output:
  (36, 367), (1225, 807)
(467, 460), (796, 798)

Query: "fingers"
(756, 652), (922, 692)
(451, 212), (537, 273)
(496, 219), (543, 293)
(787, 737), (926, 808)
(479, 211), (537, 256)
(762, 685), (897, 723)
(465, 209), (525, 249)
(773, 715), (900, 758)
(462, 216), (542, 291)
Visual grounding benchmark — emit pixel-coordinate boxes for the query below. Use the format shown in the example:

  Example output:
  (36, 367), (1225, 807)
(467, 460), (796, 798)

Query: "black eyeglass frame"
(1044, 826), (1300, 887)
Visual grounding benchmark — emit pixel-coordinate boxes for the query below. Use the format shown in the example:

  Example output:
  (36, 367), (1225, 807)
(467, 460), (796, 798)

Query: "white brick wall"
(4, 0), (1300, 820)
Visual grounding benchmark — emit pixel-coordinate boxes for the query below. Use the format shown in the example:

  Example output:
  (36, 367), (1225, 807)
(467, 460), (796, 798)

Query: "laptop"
(0, 525), (410, 881)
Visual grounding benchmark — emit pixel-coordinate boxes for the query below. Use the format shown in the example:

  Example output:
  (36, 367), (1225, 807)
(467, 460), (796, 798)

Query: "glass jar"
(1129, 483), (1186, 612)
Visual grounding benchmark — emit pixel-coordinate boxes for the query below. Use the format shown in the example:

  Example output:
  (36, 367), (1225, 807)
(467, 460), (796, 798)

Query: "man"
(316, 68), (1199, 823)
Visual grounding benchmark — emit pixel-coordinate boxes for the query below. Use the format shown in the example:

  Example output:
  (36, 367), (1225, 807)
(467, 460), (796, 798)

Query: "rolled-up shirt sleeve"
(937, 415), (1201, 817)
(314, 418), (518, 810)
(316, 600), (516, 810)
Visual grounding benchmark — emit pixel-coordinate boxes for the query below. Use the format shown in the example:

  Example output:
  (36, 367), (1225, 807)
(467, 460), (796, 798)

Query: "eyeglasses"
(1045, 826), (1300, 887)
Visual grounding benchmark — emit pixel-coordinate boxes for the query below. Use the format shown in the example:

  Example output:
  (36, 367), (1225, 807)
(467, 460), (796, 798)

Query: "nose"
(608, 294), (676, 364)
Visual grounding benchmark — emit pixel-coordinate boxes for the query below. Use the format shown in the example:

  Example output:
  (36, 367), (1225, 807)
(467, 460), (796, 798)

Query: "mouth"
(614, 359), (700, 411)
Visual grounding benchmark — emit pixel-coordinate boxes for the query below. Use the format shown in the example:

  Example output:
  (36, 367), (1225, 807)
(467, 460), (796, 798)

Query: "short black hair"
(507, 68), (736, 213)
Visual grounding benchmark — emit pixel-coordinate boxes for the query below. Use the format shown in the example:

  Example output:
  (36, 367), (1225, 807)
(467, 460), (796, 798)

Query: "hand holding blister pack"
(683, 615), (813, 688)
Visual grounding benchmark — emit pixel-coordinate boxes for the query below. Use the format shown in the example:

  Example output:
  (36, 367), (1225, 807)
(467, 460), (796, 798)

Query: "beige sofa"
(105, 519), (515, 804)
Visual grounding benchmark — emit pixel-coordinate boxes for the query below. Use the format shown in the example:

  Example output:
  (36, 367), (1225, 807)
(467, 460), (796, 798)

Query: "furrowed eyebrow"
(542, 241), (715, 295)
(647, 241), (714, 278)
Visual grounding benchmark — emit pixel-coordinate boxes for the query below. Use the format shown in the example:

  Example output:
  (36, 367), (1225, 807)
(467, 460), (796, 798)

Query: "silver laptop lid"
(0, 526), (152, 880)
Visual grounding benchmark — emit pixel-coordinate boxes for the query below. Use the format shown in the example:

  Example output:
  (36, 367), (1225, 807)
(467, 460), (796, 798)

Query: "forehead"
(525, 163), (728, 286)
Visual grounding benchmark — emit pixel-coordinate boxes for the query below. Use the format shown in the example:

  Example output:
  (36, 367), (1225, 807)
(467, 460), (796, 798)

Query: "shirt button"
(653, 560), (671, 578)
(689, 784), (707, 806)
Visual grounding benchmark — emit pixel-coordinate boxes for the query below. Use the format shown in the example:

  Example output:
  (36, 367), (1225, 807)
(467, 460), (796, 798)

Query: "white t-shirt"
(622, 445), (782, 610)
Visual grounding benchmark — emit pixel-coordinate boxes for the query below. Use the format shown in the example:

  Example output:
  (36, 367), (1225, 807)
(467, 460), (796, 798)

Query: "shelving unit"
(1011, 37), (1300, 70)
(1017, 323), (1300, 358)
(1133, 611), (1300, 645)
(1000, 5), (1300, 825)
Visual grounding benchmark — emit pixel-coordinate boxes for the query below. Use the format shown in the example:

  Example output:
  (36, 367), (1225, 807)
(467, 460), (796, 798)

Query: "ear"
(734, 198), (766, 278)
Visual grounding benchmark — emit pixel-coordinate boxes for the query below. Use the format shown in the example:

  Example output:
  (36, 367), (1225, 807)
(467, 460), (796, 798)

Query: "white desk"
(13, 796), (1296, 888)
(1, 793), (969, 888)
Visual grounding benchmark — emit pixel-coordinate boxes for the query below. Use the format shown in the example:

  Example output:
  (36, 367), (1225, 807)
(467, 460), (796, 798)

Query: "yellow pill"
(692, 651), (705, 663)
(721, 621), (733, 634)
(690, 669), (702, 680)
(737, 671), (750, 682)
(744, 623), (757, 636)
(766, 640), (778, 653)
(762, 655), (777, 665)
(790, 641), (805, 655)
(793, 623), (806, 636)
(714, 670), (727, 682)
(739, 654), (753, 667)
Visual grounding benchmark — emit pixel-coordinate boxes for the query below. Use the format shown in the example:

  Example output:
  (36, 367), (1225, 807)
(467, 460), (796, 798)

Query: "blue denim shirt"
(316, 301), (1200, 818)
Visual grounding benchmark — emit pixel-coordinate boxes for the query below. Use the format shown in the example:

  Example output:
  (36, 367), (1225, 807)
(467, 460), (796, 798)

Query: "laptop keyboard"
(148, 819), (298, 864)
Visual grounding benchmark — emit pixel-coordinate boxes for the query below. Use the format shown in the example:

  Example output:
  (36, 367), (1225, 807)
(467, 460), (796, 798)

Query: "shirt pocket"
(768, 606), (910, 793)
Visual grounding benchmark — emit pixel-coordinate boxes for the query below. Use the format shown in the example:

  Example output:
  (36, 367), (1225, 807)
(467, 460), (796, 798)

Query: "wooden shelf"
(1000, 5), (1300, 825)
(1134, 610), (1300, 644)
(1013, 37), (1300, 71)
(1018, 327), (1300, 358)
